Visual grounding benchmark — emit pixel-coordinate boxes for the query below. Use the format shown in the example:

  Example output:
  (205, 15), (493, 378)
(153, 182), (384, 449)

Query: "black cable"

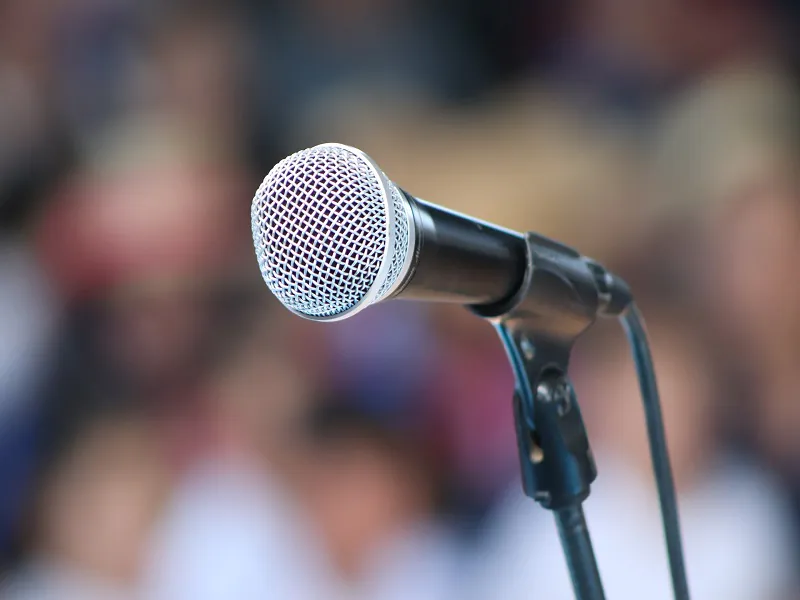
(620, 304), (691, 600)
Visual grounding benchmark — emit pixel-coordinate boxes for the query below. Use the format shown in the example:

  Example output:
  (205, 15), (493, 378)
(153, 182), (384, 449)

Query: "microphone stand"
(473, 232), (690, 600)
(494, 325), (605, 600)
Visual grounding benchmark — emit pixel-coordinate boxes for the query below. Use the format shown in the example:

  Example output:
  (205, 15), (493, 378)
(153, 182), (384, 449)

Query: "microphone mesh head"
(251, 144), (413, 320)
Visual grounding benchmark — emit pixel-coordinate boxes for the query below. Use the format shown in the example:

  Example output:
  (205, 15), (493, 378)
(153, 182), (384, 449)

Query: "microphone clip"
(484, 232), (632, 600)
(481, 231), (629, 507)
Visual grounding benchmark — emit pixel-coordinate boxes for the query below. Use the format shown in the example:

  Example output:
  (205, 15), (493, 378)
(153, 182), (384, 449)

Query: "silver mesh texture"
(251, 144), (412, 320)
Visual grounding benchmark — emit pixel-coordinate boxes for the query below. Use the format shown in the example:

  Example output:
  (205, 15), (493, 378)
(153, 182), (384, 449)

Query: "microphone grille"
(251, 144), (413, 320)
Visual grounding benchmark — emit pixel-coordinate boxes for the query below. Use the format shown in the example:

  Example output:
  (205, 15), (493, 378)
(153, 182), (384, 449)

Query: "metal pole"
(554, 504), (606, 600)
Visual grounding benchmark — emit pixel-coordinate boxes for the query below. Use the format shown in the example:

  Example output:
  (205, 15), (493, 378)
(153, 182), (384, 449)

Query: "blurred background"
(1, 0), (800, 598)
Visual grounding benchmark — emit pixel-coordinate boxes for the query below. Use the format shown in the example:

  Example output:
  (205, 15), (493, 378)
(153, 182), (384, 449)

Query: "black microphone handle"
(391, 190), (529, 307)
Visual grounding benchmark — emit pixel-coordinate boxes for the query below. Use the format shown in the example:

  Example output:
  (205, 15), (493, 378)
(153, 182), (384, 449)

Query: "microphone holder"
(472, 232), (689, 600)
(494, 324), (605, 600)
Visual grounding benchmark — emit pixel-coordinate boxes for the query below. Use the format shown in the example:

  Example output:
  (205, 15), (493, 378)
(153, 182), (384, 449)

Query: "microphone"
(251, 143), (630, 323)
(250, 143), (692, 600)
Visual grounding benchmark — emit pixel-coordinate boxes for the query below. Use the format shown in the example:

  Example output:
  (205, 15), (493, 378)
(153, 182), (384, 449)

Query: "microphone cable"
(621, 304), (691, 600)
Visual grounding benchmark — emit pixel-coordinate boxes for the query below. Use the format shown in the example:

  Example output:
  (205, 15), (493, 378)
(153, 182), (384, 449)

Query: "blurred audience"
(0, 240), (57, 565)
(538, 0), (782, 120)
(145, 316), (329, 600)
(252, 0), (486, 144)
(1, 410), (168, 599)
(1, 0), (800, 598)
(294, 400), (462, 600)
(649, 62), (800, 539)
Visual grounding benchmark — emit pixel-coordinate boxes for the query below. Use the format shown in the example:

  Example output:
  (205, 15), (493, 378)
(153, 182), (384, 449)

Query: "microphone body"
(251, 143), (630, 323)
(391, 193), (528, 307)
